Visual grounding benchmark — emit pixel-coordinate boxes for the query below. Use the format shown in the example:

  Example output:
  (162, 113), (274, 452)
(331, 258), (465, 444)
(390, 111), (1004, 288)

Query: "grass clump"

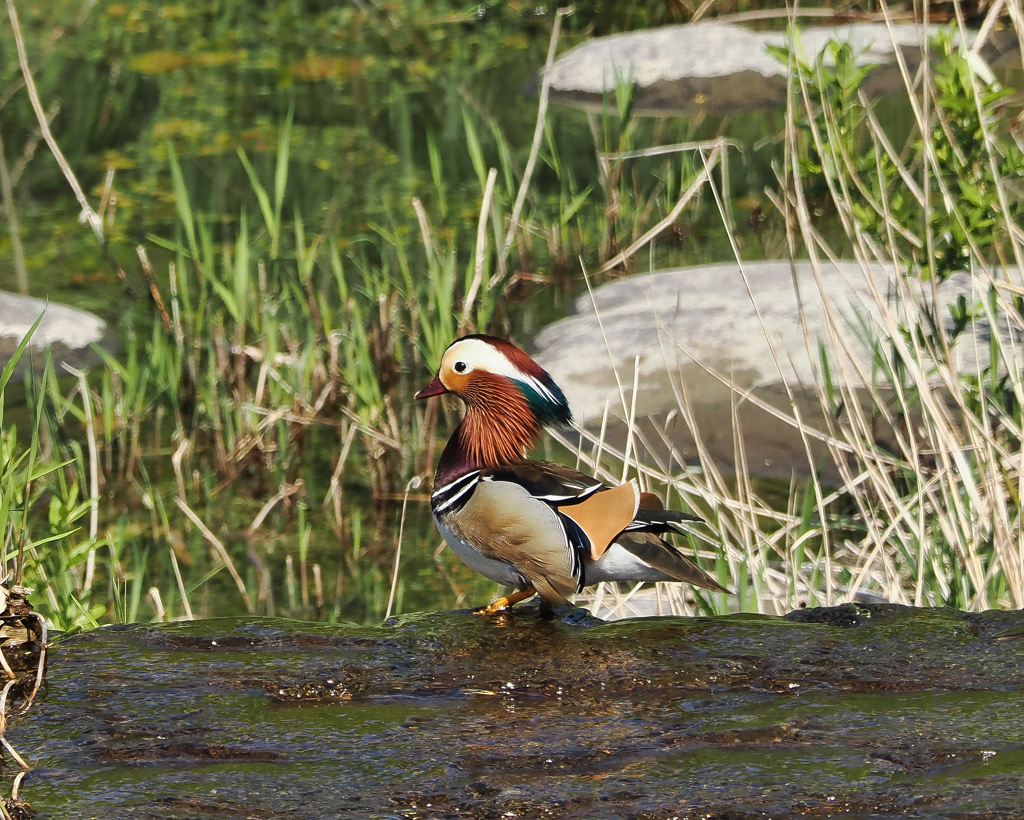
(6, 8), (1024, 624)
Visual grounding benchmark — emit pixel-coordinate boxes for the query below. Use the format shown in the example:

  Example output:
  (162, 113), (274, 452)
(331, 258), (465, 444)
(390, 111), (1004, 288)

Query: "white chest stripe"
(432, 471), (481, 515)
(479, 475), (602, 505)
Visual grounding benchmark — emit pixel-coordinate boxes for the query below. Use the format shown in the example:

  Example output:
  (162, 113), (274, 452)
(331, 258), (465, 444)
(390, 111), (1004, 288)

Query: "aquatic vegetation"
(0, 1), (1022, 626)
(0, 0), (742, 628)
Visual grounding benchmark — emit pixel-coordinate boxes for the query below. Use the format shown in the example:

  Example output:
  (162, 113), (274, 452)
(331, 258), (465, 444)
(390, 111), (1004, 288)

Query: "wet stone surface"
(13, 604), (1024, 818)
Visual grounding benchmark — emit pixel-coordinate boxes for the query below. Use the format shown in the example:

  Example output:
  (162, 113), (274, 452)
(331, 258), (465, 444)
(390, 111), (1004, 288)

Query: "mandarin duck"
(415, 334), (727, 614)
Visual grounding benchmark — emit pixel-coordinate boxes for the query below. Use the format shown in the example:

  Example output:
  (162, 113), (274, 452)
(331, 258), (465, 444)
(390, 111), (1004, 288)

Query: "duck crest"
(425, 334), (573, 486)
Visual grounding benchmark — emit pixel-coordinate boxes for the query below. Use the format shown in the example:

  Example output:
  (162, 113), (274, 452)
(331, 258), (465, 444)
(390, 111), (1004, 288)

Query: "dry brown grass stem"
(461, 167), (497, 332)
(170, 437), (191, 502)
(165, 534), (192, 620)
(337, 405), (401, 450)
(0, 737), (27, 770)
(0, 680), (11, 738)
(619, 356), (641, 484)
(595, 140), (723, 275)
(579, 262), (633, 427)
(148, 587), (165, 621)
(498, 6), (572, 273)
(136, 245), (171, 331)
(63, 366), (99, 542)
(286, 555), (297, 612)
(175, 498), (254, 613)
(411, 197), (438, 262)
(21, 614), (46, 708)
(5, 0), (103, 241)
(325, 423), (358, 536)
(245, 481), (303, 537)
(0, 679), (13, 732)
(63, 365), (99, 599)
(0, 670), (29, 766)
(386, 476), (422, 619)
(600, 138), (739, 163)
(313, 564), (324, 611)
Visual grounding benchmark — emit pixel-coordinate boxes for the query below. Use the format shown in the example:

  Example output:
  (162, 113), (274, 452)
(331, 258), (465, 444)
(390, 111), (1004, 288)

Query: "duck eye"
(453, 361), (468, 373)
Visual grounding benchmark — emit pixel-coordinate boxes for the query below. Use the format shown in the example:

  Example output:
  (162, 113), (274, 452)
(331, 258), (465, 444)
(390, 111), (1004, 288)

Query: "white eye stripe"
(442, 339), (549, 389)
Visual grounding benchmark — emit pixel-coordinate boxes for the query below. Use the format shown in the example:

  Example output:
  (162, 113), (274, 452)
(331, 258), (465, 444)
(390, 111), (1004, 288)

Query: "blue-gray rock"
(543, 21), (1019, 115)
(0, 290), (108, 375)
(533, 260), (1020, 482)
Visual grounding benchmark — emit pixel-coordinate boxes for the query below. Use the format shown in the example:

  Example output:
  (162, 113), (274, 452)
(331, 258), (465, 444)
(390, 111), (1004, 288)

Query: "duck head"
(416, 334), (572, 467)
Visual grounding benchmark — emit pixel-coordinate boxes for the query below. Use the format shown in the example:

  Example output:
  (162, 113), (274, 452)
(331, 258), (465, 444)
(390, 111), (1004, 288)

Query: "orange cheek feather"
(445, 371), (471, 394)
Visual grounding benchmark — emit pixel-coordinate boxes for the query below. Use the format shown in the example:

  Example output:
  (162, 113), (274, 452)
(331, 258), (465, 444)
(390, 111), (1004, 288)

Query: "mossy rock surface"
(15, 605), (1024, 818)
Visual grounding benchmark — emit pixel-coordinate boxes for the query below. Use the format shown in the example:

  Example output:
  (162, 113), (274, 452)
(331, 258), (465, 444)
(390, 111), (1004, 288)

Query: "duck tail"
(626, 508), (704, 535)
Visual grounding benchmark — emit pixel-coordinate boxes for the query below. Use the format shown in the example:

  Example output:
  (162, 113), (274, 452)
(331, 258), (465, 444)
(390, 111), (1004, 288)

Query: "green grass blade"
(237, 148), (276, 257)
(234, 210), (250, 324)
(0, 311), (43, 394)
(273, 105), (294, 257)
(167, 144), (199, 263)
(462, 107), (487, 189)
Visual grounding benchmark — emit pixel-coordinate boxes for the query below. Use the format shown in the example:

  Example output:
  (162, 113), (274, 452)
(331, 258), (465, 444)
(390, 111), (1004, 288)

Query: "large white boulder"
(533, 260), (1020, 481)
(0, 290), (108, 375)
(542, 21), (1019, 115)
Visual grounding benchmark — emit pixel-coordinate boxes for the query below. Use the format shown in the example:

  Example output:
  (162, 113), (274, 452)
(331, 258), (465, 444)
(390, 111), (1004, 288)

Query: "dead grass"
(573, 5), (1024, 618)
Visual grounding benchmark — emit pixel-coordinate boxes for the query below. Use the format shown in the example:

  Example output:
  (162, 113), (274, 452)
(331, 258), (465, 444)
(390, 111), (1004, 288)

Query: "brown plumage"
(456, 373), (539, 467)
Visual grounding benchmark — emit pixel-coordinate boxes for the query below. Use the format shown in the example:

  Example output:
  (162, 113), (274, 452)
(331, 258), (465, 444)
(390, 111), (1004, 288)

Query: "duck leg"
(474, 586), (537, 615)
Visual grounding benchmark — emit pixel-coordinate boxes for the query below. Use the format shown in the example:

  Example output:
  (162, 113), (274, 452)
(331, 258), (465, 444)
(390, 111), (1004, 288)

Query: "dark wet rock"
(12, 608), (1024, 817)
(1, 798), (33, 820)
(0, 290), (111, 375)
(533, 261), (1023, 482)
(542, 21), (1021, 115)
(269, 669), (372, 701)
(784, 601), (922, 627)
(96, 741), (289, 763)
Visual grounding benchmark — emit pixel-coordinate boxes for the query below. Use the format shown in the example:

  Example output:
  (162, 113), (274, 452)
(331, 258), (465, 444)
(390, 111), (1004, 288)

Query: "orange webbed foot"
(473, 586), (537, 616)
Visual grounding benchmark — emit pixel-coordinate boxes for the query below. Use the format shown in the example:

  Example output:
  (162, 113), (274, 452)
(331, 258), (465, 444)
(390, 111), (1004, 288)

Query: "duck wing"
(483, 461), (640, 562)
(479, 461), (722, 592)
(626, 507), (704, 533)
(481, 460), (604, 504)
(612, 531), (728, 593)
(616, 494), (723, 592)
(445, 477), (581, 604)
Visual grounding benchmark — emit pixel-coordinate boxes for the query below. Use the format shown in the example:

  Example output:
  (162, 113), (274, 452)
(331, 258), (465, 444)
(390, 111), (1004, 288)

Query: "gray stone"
(542, 21), (1020, 115)
(0, 290), (108, 375)
(533, 260), (1020, 482)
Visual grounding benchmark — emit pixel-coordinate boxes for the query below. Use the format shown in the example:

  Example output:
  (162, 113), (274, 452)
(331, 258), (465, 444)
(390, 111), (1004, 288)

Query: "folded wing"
(482, 460), (725, 594)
